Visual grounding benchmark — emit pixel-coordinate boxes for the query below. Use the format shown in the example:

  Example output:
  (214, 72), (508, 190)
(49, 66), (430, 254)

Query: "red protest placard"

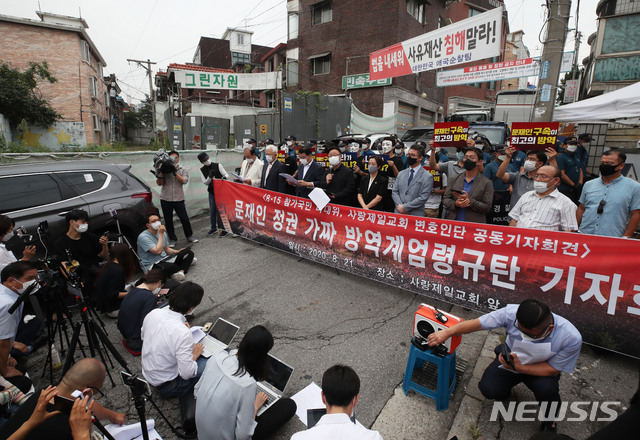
(510, 122), (559, 151)
(433, 122), (469, 148)
(215, 180), (640, 359)
(369, 43), (412, 81)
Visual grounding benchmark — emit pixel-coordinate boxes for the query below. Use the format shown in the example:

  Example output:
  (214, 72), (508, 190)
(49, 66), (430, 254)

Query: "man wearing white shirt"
(198, 152), (229, 236)
(239, 147), (264, 187)
(0, 215), (35, 273)
(141, 281), (206, 398)
(509, 165), (578, 232)
(291, 365), (383, 440)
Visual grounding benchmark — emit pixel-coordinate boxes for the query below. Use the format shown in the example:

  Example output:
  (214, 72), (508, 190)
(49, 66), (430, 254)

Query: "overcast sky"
(3, 0), (599, 104)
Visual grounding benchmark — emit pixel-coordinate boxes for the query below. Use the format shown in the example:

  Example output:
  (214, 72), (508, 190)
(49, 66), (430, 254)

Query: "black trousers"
(153, 250), (194, 275)
(253, 397), (297, 440)
(6, 364), (32, 394)
(160, 199), (193, 240)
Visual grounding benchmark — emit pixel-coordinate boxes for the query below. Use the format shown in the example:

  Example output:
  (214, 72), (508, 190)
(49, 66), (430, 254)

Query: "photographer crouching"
(153, 150), (198, 247)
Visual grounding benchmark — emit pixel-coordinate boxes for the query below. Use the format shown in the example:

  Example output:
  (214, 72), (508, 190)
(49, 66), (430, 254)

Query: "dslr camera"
(150, 149), (176, 177)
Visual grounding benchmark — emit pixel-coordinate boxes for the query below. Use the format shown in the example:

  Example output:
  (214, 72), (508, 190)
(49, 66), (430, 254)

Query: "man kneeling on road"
(427, 299), (582, 433)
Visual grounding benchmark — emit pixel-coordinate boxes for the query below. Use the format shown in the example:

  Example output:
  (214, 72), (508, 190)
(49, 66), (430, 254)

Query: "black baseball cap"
(286, 135), (297, 141)
(247, 138), (257, 144)
(578, 133), (592, 141)
(197, 152), (209, 162)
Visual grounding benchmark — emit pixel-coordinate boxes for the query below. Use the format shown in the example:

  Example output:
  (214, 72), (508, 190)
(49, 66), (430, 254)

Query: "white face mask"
(265, 155), (274, 163)
(283, 146), (289, 155)
(286, 141), (292, 147)
(328, 156), (341, 166)
(16, 279), (36, 294)
(498, 155), (507, 162)
(75, 223), (88, 233)
(395, 148), (403, 155)
(566, 145), (577, 153)
(203, 160), (211, 166)
(533, 180), (550, 193)
(2, 230), (13, 242)
(348, 143), (360, 153)
(435, 147), (441, 153)
(151, 221), (161, 230)
(523, 160), (537, 172)
(519, 329), (551, 342)
(299, 157), (309, 166)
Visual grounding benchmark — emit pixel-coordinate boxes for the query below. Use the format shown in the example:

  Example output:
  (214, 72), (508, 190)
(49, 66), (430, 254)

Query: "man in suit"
(294, 145), (324, 198)
(260, 145), (287, 193)
(391, 144), (433, 216)
(318, 146), (356, 206)
(443, 147), (494, 223)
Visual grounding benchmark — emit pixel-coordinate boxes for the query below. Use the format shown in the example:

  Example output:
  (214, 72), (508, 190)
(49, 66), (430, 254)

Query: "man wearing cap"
(238, 146), (264, 187)
(261, 144), (287, 193)
(294, 145), (324, 198)
(198, 152), (229, 236)
(556, 138), (583, 204)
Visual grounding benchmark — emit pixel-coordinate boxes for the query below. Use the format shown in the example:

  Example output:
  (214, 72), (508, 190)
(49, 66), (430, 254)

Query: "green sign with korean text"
(342, 73), (391, 90)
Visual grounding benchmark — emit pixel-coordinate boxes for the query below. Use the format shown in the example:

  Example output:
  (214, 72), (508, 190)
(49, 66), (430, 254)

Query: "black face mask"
(599, 163), (619, 176)
(407, 157), (418, 166)
(463, 159), (477, 170)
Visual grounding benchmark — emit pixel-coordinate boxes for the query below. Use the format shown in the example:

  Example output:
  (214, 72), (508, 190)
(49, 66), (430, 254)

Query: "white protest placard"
(437, 58), (539, 86)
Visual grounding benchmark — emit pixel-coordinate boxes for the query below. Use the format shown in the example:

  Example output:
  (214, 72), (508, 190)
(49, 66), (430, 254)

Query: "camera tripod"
(106, 211), (145, 270)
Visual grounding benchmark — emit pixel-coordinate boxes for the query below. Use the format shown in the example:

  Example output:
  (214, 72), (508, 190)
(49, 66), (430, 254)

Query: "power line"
(129, 0), (159, 57)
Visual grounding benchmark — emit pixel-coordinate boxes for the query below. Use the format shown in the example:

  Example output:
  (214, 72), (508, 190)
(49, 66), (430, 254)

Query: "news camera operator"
(53, 209), (108, 291)
(155, 150), (198, 247)
(0, 215), (36, 273)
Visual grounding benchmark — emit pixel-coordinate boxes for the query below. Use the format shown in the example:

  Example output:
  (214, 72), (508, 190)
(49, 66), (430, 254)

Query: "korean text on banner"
(214, 180), (640, 358)
(171, 69), (281, 91)
(510, 122), (559, 152)
(370, 7), (503, 80)
(434, 122), (469, 148)
(436, 58), (539, 87)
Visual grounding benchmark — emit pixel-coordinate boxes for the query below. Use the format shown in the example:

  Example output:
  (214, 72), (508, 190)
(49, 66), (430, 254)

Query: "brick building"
(443, 0), (509, 116)
(285, 0), (447, 135)
(502, 30), (530, 90)
(260, 43), (287, 108)
(0, 12), (109, 144)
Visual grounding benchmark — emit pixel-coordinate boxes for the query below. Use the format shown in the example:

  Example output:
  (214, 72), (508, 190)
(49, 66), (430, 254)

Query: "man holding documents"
(260, 145), (287, 193)
(239, 147), (264, 187)
(294, 146), (324, 199)
(318, 147), (356, 206)
(427, 299), (582, 433)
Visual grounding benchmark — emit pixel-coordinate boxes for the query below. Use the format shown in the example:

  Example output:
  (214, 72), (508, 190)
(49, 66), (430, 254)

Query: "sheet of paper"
(231, 172), (245, 182)
(291, 382), (324, 426)
(511, 340), (553, 365)
(309, 187), (330, 211)
(191, 326), (206, 343)
(279, 173), (298, 186)
(105, 420), (162, 440)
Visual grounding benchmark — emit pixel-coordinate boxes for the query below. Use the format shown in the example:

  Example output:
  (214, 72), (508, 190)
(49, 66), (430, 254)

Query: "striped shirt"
(509, 189), (578, 231)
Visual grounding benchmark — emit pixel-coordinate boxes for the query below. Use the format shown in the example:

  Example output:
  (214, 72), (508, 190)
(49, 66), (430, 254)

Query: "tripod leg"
(89, 320), (130, 374)
(145, 394), (194, 439)
(62, 322), (83, 376)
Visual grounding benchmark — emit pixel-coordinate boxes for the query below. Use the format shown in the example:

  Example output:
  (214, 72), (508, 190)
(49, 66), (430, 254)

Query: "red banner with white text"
(214, 181), (640, 358)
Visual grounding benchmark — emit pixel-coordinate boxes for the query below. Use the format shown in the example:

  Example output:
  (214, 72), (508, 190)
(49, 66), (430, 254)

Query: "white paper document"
(191, 326), (206, 343)
(291, 382), (324, 426)
(231, 172), (245, 182)
(279, 173), (299, 186)
(309, 188), (330, 211)
(511, 340), (553, 365)
(105, 419), (162, 440)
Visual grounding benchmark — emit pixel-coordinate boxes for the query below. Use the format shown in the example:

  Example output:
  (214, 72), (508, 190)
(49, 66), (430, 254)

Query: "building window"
(312, 1), (332, 25)
(231, 52), (251, 65)
(92, 114), (101, 131)
(89, 76), (98, 98)
(469, 8), (482, 17)
(237, 34), (244, 45)
(470, 82), (482, 88)
(288, 13), (299, 39)
(487, 81), (495, 91)
(97, 63), (103, 78)
(311, 54), (331, 75)
(407, 0), (426, 24)
(287, 60), (299, 85)
(81, 41), (90, 63)
(104, 91), (110, 108)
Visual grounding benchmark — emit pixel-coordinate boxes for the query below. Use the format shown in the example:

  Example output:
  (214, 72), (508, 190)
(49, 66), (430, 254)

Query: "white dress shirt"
(194, 350), (258, 440)
(291, 413), (384, 440)
(240, 159), (264, 187)
(0, 244), (17, 273)
(141, 307), (197, 386)
(509, 189), (578, 232)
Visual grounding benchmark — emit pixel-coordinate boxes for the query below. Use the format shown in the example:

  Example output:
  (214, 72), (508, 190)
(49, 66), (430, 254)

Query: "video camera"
(150, 149), (176, 177)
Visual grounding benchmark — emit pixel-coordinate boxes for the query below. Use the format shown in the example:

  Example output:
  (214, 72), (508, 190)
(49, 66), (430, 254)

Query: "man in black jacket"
(319, 147), (356, 206)
(294, 145), (325, 198)
(260, 145), (287, 193)
(198, 152), (229, 236)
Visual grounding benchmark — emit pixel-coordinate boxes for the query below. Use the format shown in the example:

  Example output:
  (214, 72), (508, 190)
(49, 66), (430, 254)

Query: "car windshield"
(401, 129), (432, 142)
(469, 127), (504, 146)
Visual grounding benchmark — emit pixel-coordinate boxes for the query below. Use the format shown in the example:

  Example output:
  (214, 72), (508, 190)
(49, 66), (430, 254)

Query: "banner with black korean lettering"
(214, 181), (640, 358)
(369, 7), (503, 80)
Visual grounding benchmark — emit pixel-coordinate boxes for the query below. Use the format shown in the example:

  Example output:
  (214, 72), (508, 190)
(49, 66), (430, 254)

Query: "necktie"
(408, 168), (415, 186)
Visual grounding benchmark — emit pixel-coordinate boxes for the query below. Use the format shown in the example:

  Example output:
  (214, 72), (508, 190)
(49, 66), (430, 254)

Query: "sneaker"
(187, 236), (199, 243)
(231, 233), (239, 238)
(207, 229), (218, 236)
(168, 240), (177, 248)
(191, 257), (197, 266)
(171, 271), (185, 282)
(219, 230), (229, 237)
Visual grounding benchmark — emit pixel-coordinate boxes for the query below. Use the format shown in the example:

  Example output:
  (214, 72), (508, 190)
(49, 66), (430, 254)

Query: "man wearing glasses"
(427, 299), (582, 432)
(577, 150), (640, 238)
(508, 165), (578, 232)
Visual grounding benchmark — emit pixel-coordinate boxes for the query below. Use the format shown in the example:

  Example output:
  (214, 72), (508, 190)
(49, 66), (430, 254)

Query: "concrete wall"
(0, 114), (11, 143)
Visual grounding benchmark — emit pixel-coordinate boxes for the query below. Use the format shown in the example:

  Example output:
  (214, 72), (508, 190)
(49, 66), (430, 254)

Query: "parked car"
(0, 160), (158, 259)
(401, 125), (435, 150)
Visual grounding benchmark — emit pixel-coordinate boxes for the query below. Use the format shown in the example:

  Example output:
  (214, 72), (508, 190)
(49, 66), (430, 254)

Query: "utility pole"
(532, 0), (572, 122)
(127, 58), (158, 143)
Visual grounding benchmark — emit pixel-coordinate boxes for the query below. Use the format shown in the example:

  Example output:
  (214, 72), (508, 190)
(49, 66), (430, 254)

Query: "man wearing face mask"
(391, 144), (433, 216)
(557, 138), (583, 204)
(496, 147), (558, 208)
(54, 209), (108, 289)
(508, 166), (578, 232)
(428, 299), (582, 433)
(577, 150), (640, 237)
(576, 133), (597, 181)
(0, 216), (36, 273)
(318, 147), (356, 206)
(294, 146), (325, 198)
(239, 147), (264, 188)
(260, 145), (287, 193)
(428, 142), (466, 179)
(198, 152), (229, 237)
(443, 147), (494, 223)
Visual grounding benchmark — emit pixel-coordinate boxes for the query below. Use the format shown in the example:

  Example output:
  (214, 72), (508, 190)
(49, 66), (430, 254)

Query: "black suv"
(0, 160), (158, 257)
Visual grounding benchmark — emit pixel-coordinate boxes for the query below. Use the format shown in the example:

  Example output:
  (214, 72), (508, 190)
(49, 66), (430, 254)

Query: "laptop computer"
(198, 318), (239, 358)
(256, 354), (294, 416)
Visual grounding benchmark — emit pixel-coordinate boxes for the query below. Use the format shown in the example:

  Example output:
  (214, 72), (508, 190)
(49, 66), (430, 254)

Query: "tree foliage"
(0, 61), (61, 127)
(124, 97), (153, 130)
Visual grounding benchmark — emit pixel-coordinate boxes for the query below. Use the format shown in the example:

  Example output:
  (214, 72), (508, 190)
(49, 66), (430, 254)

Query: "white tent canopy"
(554, 81), (640, 122)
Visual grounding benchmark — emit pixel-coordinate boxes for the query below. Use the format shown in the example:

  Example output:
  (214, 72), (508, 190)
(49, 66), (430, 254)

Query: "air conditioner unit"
(413, 303), (463, 354)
